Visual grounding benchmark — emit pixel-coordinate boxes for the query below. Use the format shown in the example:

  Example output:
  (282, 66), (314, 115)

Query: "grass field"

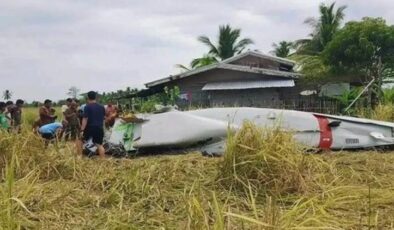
(1, 107), (394, 229)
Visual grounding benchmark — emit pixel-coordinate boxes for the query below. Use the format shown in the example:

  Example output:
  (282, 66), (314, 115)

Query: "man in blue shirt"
(38, 121), (67, 140)
(79, 91), (106, 158)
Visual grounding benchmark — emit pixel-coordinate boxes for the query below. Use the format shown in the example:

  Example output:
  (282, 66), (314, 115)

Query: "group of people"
(0, 99), (24, 133)
(1, 90), (120, 158)
(33, 99), (77, 142)
(34, 91), (119, 158)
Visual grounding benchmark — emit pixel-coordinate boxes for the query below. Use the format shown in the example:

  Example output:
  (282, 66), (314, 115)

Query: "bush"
(140, 99), (158, 113)
(383, 88), (394, 104)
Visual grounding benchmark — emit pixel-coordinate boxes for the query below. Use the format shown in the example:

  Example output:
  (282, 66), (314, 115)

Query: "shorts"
(83, 126), (104, 145)
(41, 133), (55, 140)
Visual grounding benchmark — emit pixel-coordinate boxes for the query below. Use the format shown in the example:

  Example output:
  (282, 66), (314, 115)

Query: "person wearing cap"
(39, 99), (57, 127)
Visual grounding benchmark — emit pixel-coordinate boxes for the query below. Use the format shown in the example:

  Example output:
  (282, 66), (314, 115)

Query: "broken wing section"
(188, 107), (321, 148)
(133, 111), (232, 149)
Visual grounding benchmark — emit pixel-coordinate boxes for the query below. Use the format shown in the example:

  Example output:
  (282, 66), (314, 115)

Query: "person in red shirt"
(105, 102), (118, 128)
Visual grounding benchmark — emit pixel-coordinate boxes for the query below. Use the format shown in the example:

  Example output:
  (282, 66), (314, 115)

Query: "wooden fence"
(177, 93), (341, 114)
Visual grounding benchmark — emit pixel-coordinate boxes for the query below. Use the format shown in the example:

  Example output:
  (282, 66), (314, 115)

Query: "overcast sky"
(0, 0), (393, 102)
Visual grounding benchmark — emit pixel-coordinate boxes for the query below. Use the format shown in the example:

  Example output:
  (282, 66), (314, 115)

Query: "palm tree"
(271, 41), (293, 58)
(291, 2), (346, 91)
(191, 54), (218, 68)
(3, 90), (12, 100)
(175, 54), (218, 72)
(295, 2), (346, 54)
(176, 24), (253, 72)
(198, 24), (254, 60)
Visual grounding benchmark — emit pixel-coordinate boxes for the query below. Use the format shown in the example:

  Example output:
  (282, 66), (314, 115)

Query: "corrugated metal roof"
(218, 64), (301, 78)
(145, 51), (300, 88)
(202, 79), (295, 91)
(222, 50), (295, 66)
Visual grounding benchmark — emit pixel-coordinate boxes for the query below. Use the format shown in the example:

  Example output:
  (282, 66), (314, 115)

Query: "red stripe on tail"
(314, 115), (332, 149)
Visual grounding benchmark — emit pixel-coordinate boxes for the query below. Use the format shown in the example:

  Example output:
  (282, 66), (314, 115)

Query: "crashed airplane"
(105, 107), (394, 156)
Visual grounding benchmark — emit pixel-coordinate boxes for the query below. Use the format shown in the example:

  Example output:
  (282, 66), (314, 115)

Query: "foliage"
(323, 17), (394, 104)
(324, 17), (394, 74)
(356, 103), (394, 122)
(67, 86), (80, 99)
(333, 87), (362, 112)
(198, 24), (254, 60)
(382, 88), (394, 104)
(140, 97), (160, 113)
(164, 86), (180, 106)
(138, 86), (180, 113)
(190, 54), (218, 69)
(2, 90), (12, 101)
(292, 2), (347, 87)
(369, 103), (394, 122)
(296, 2), (347, 55)
(356, 91), (394, 121)
(100, 87), (139, 104)
(271, 41), (293, 58)
(177, 24), (253, 71)
(175, 54), (218, 72)
(291, 54), (329, 87)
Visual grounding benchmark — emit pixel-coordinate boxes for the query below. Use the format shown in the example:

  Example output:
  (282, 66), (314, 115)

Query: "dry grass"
(356, 103), (394, 122)
(218, 122), (326, 195)
(1, 108), (394, 229)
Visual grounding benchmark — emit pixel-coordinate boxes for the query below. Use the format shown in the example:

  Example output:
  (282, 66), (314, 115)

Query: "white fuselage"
(109, 107), (394, 154)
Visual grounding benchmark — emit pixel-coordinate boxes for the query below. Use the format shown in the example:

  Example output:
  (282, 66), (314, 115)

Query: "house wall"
(208, 88), (280, 107)
(150, 68), (301, 107)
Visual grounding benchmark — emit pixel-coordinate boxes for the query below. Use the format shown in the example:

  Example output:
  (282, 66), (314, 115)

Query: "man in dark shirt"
(79, 91), (105, 158)
(9, 99), (24, 133)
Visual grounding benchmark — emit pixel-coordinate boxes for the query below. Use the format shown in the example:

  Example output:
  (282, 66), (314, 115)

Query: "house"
(144, 51), (302, 107)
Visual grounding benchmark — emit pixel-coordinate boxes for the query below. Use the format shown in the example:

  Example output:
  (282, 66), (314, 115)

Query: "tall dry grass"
(356, 103), (394, 122)
(0, 109), (394, 229)
(218, 122), (327, 195)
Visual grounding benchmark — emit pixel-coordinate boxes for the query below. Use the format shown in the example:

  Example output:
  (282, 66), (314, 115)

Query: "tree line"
(175, 2), (394, 108)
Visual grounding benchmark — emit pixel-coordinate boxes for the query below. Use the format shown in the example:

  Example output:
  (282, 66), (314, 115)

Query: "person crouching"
(38, 120), (68, 146)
